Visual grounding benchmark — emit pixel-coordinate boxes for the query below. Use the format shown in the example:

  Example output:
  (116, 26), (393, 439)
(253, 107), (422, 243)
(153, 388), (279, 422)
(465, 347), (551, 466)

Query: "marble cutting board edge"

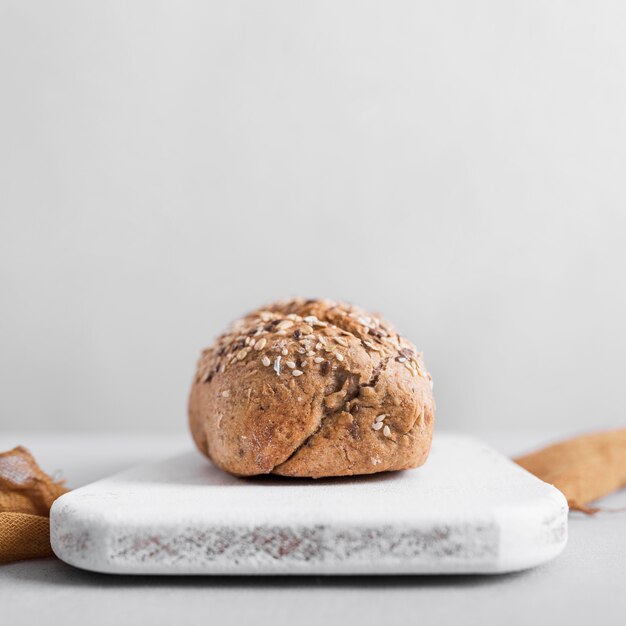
(50, 433), (568, 575)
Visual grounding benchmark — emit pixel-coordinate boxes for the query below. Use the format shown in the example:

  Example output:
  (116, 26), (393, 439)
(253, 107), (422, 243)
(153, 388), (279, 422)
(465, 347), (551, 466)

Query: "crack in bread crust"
(272, 367), (360, 472)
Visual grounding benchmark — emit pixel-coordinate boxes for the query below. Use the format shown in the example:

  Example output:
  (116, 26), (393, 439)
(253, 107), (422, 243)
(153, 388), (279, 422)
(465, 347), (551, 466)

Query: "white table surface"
(1, 430), (625, 626)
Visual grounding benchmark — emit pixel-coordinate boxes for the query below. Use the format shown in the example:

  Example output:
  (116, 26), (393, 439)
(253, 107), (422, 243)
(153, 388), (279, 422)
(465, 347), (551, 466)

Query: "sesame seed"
(334, 336), (349, 347)
(281, 348), (288, 356)
(285, 361), (296, 369)
(221, 390), (230, 398)
(316, 342), (323, 350)
(314, 357), (324, 363)
(300, 360), (308, 367)
(292, 370), (303, 377)
(276, 330), (287, 336)
(375, 414), (387, 423)
(335, 353), (344, 362)
(301, 324), (313, 335)
(274, 356), (282, 375)
(372, 422), (383, 431)
(397, 357), (407, 363)
(303, 316), (318, 324)
(254, 337), (267, 351)
(307, 350), (315, 356)
(277, 320), (294, 330)
(237, 348), (249, 360)
(363, 341), (382, 352)
(383, 425), (391, 437)
(261, 356), (271, 367)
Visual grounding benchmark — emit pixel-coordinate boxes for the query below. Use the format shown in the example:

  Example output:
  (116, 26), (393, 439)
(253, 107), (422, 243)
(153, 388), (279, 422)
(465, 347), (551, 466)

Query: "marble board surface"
(50, 434), (568, 575)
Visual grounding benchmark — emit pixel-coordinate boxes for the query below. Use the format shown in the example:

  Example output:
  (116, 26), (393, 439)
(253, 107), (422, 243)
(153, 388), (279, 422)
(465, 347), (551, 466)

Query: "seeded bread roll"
(188, 298), (435, 478)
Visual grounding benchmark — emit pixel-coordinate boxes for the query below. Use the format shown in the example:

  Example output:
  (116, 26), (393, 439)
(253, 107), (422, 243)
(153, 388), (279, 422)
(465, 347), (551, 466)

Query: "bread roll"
(189, 298), (435, 478)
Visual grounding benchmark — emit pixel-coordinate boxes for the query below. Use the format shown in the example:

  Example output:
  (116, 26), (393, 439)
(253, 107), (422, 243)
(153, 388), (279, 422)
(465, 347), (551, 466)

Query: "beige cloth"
(515, 428), (626, 514)
(0, 446), (67, 563)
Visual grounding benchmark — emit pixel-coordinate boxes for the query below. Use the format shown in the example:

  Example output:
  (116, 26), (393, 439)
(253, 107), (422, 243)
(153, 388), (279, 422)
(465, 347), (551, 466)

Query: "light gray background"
(1, 1), (625, 434)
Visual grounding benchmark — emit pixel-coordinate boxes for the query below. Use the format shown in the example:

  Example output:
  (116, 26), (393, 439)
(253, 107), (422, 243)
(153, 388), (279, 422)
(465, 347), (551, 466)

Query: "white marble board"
(50, 434), (568, 575)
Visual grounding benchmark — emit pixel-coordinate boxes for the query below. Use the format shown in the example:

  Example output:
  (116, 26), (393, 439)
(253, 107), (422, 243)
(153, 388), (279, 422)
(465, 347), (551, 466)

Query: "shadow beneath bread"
(102, 451), (403, 488)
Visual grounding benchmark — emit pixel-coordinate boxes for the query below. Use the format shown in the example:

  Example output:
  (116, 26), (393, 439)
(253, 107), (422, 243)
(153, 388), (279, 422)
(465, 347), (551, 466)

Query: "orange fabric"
(515, 428), (626, 513)
(0, 446), (68, 563)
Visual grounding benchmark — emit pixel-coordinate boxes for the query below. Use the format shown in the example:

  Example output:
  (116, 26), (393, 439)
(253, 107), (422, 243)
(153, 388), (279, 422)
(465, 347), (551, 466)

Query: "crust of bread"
(188, 298), (435, 478)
